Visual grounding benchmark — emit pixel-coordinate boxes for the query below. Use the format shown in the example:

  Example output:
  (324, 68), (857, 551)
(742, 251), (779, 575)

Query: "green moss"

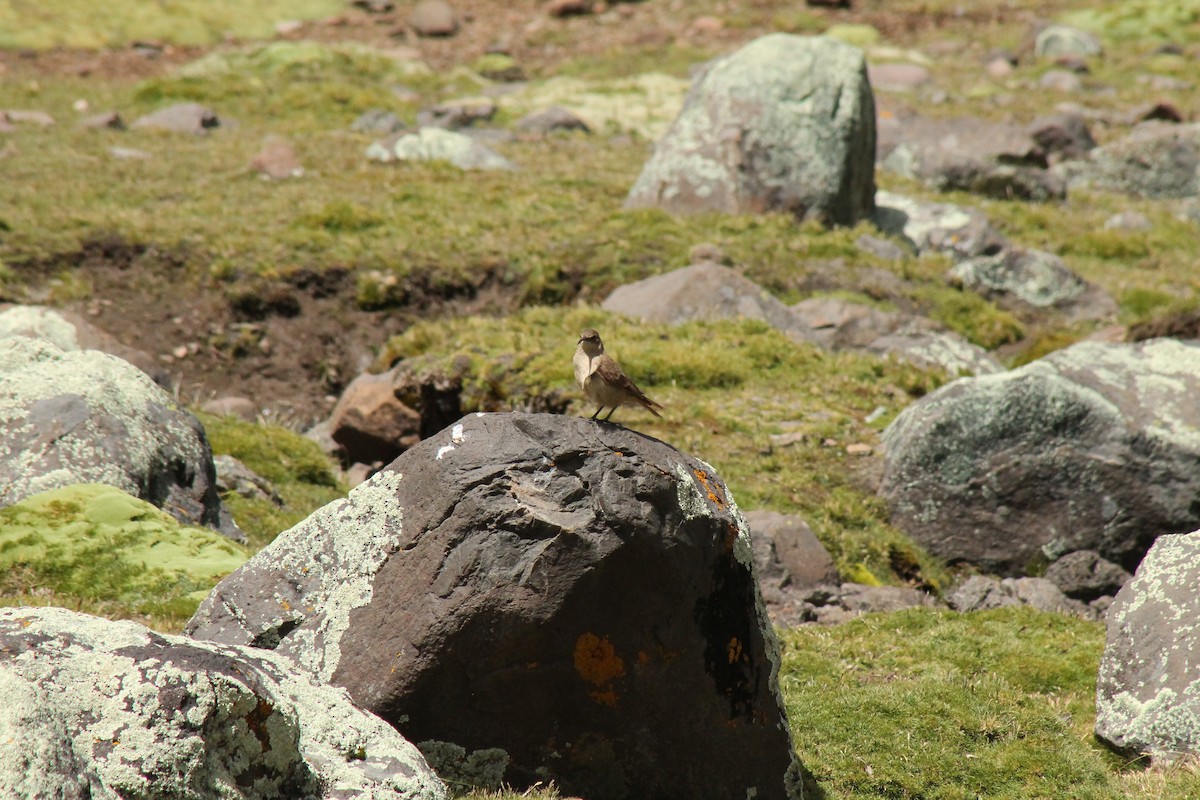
(196, 411), (344, 550)
(1061, 1), (1200, 44)
(915, 284), (1026, 349)
(0, 484), (248, 625)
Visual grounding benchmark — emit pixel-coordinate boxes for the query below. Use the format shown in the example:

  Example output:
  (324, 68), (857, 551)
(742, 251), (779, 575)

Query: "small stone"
(275, 19), (304, 35)
(351, 108), (407, 134)
(1035, 24), (1101, 59)
(172, 345), (189, 359)
(546, 0), (593, 16)
(1039, 69), (1082, 92)
(201, 396), (258, 422)
(409, 0), (458, 36)
(868, 62), (932, 92)
(845, 443), (874, 456)
(109, 146), (150, 160)
(985, 57), (1014, 79)
(3, 109), (55, 126)
(416, 98), (496, 130)
(131, 103), (220, 134)
(687, 242), (727, 265)
(515, 106), (590, 135)
(1103, 211), (1151, 231)
(79, 111), (125, 130)
(687, 16), (724, 36)
(1126, 101), (1184, 125)
(250, 135), (303, 179)
(353, 0), (394, 12)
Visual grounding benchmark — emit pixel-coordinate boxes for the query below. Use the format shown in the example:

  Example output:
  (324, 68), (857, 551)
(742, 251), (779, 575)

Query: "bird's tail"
(637, 394), (664, 418)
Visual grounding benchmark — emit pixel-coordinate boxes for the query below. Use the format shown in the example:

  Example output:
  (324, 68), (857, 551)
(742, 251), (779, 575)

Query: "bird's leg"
(591, 406), (603, 420)
(602, 407), (616, 422)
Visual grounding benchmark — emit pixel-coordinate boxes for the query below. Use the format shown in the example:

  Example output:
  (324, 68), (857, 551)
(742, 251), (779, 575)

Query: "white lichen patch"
(0, 305), (80, 351)
(0, 337), (206, 507)
(222, 470), (408, 683)
(0, 607), (446, 800)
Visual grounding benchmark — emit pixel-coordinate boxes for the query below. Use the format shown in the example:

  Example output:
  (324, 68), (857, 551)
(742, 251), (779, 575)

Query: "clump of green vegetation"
(381, 306), (948, 589)
(0, 483), (248, 628)
(0, 0), (346, 49)
(782, 606), (1200, 800)
(1062, 0), (1200, 44)
(914, 284), (1026, 349)
(196, 411), (344, 550)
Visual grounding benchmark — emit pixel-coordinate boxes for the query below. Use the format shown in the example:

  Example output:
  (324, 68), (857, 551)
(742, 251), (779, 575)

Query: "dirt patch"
(11, 233), (522, 428)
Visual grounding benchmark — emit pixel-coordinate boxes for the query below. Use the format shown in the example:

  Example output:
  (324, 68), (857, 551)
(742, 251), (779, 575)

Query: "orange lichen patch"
(726, 637), (743, 665)
(574, 633), (626, 687)
(589, 689), (619, 707)
(279, 599), (291, 611)
(692, 468), (726, 509)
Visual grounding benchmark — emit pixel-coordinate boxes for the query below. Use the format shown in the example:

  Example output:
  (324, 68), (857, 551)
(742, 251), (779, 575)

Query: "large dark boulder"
(625, 33), (876, 226)
(0, 336), (241, 540)
(0, 607), (446, 800)
(187, 412), (813, 800)
(1096, 529), (1200, 761)
(880, 339), (1200, 575)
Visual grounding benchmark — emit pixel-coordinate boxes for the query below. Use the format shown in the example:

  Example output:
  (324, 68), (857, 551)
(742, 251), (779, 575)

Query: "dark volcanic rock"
(188, 412), (813, 800)
(0, 607), (446, 800)
(880, 339), (1200, 575)
(625, 33), (876, 226)
(1096, 530), (1200, 761)
(1044, 550), (1131, 601)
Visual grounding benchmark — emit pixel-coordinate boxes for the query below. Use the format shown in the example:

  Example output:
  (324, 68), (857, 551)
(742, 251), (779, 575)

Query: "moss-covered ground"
(3, 0), (1200, 796)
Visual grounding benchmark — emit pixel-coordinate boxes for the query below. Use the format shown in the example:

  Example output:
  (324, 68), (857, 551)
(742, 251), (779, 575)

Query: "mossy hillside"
(382, 306), (948, 589)
(0, 483), (248, 626)
(0, 0), (345, 50)
(196, 410), (345, 550)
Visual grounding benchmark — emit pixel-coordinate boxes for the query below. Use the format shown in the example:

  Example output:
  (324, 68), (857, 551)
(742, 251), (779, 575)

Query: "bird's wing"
(596, 355), (664, 415)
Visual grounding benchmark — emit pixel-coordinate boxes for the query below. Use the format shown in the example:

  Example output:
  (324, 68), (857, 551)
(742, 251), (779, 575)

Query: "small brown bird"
(573, 328), (664, 422)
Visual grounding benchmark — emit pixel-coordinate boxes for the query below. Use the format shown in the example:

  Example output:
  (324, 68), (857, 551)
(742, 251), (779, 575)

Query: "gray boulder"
(1027, 112), (1096, 164)
(947, 575), (1091, 617)
(327, 367), (421, 466)
(949, 247), (1116, 319)
(625, 33), (876, 226)
(366, 128), (514, 170)
(792, 296), (1004, 376)
(743, 510), (840, 625)
(879, 115), (1064, 201)
(1096, 530), (1200, 761)
(874, 191), (1008, 261)
(0, 606), (446, 800)
(187, 412), (813, 800)
(1044, 549), (1131, 601)
(1064, 122), (1200, 199)
(880, 338), (1200, 575)
(601, 261), (820, 345)
(0, 337), (240, 540)
(131, 102), (220, 134)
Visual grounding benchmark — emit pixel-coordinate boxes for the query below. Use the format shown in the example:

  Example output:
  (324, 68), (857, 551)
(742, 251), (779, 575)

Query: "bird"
(573, 328), (664, 422)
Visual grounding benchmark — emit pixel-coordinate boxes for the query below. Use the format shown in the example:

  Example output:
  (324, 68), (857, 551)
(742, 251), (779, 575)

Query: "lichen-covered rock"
(880, 339), (1200, 575)
(873, 191), (1008, 261)
(949, 247), (1116, 320)
(0, 337), (240, 539)
(188, 412), (812, 800)
(366, 127), (514, 170)
(791, 295), (1003, 376)
(0, 303), (168, 386)
(1096, 530), (1200, 761)
(1064, 122), (1200, 199)
(625, 33), (876, 226)
(946, 575), (1091, 618)
(0, 606), (447, 800)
